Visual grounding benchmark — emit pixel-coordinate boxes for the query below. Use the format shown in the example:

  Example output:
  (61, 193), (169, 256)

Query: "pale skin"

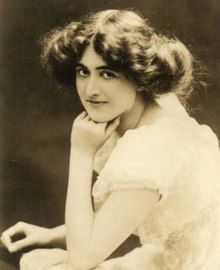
(1, 46), (163, 270)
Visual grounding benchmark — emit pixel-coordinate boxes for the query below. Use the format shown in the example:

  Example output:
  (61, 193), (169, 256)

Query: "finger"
(98, 121), (108, 129)
(31, 261), (41, 270)
(20, 250), (39, 270)
(84, 115), (93, 124)
(77, 111), (87, 120)
(1, 222), (26, 249)
(34, 260), (48, 270)
(7, 236), (34, 253)
(2, 222), (27, 238)
(106, 117), (120, 135)
(20, 253), (29, 270)
(1, 233), (12, 249)
(48, 263), (66, 270)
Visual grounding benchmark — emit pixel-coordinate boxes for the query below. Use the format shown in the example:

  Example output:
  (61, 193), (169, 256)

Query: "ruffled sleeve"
(92, 121), (188, 204)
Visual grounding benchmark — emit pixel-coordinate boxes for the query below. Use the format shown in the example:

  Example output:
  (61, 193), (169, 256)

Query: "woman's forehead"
(79, 45), (106, 68)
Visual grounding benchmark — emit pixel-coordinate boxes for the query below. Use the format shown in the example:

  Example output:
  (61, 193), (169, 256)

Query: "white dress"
(92, 93), (220, 270)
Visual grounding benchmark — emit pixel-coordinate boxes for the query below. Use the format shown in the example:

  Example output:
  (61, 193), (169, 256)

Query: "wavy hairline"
(40, 9), (205, 108)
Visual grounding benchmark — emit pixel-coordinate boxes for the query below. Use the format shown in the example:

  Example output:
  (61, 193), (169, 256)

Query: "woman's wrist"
(49, 225), (66, 249)
(70, 143), (97, 158)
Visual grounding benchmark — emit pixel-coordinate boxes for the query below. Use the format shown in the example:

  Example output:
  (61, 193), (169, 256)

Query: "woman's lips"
(86, 100), (107, 106)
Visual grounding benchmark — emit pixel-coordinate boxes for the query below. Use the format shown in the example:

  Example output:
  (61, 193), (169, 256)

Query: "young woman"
(1, 9), (220, 270)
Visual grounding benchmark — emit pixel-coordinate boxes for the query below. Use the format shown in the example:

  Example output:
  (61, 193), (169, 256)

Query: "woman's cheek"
(76, 87), (86, 107)
(76, 79), (85, 97)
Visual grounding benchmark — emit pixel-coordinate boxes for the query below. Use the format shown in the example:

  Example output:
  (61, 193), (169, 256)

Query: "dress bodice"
(92, 93), (220, 269)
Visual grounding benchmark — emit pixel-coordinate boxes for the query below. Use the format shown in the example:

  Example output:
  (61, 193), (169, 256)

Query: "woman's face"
(75, 46), (138, 122)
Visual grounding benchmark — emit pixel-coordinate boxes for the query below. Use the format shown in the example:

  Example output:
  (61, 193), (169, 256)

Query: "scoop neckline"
(122, 111), (189, 136)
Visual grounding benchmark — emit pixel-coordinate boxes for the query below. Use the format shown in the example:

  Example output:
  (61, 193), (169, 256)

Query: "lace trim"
(110, 181), (165, 201)
(153, 204), (219, 270)
(93, 178), (169, 204)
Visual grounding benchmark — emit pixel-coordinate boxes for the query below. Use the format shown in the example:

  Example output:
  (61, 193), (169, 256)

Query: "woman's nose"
(85, 76), (101, 97)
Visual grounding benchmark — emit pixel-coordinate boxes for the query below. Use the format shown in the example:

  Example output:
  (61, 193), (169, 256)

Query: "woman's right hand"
(1, 222), (56, 253)
(71, 111), (120, 155)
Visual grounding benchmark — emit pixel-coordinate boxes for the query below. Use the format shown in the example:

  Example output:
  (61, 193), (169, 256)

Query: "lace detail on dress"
(153, 203), (219, 270)
(93, 121), (190, 207)
(97, 204), (220, 270)
(92, 95), (220, 269)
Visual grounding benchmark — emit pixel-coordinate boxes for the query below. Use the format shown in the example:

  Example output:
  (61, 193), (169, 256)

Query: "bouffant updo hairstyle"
(40, 9), (194, 105)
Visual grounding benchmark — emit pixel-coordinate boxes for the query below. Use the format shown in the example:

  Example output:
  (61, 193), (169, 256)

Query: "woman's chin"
(87, 113), (115, 123)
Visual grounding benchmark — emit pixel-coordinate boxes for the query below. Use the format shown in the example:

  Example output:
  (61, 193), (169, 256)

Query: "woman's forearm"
(50, 224), (66, 249)
(65, 147), (95, 269)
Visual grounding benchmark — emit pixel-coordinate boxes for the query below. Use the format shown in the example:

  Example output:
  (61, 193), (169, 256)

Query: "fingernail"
(9, 246), (15, 253)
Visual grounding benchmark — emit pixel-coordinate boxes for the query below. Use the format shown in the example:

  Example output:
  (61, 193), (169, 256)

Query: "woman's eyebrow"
(76, 63), (117, 72)
(75, 63), (88, 69)
(96, 65), (117, 72)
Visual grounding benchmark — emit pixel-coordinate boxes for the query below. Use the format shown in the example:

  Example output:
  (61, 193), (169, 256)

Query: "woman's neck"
(116, 93), (165, 136)
(116, 93), (147, 136)
(116, 92), (187, 136)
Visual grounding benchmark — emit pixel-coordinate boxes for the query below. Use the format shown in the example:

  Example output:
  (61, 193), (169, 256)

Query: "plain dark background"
(0, 0), (219, 268)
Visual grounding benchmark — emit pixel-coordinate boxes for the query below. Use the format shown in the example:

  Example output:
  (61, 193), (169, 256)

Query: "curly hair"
(40, 9), (195, 105)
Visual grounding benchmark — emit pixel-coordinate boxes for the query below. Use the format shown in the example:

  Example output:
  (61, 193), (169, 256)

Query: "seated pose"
(2, 9), (220, 270)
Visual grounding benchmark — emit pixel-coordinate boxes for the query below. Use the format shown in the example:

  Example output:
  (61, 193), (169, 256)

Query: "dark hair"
(40, 9), (195, 105)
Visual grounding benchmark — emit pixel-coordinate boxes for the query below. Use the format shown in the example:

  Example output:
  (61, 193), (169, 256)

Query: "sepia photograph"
(0, 1), (220, 269)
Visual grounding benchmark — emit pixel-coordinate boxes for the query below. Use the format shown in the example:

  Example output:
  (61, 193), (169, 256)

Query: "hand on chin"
(87, 112), (122, 125)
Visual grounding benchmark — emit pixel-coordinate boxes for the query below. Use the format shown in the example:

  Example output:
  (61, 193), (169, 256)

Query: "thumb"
(106, 117), (120, 136)
(8, 236), (34, 253)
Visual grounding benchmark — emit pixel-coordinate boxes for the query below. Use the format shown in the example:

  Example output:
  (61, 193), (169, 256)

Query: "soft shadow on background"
(0, 0), (219, 269)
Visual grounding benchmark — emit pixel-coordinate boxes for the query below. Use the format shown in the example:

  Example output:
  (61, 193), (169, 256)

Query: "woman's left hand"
(71, 112), (120, 155)
(19, 248), (68, 270)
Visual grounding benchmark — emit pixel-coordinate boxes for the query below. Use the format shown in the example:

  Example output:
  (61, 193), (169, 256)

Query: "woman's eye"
(76, 68), (89, 77)
(101, 71), (116, 79)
